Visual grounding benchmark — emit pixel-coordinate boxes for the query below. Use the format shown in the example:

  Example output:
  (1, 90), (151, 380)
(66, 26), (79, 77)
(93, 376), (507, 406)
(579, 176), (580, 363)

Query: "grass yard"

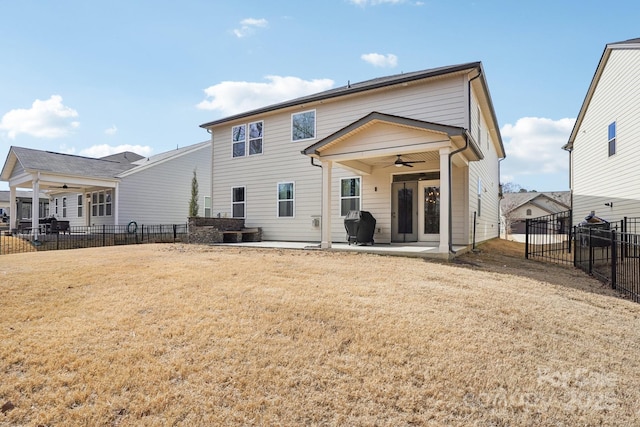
(1, 240), (639, 426)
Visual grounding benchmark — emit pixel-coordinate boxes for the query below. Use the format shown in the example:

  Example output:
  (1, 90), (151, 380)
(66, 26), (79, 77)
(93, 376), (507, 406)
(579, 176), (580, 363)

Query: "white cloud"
(233, 18), (268, 38)
(197, 75), (335, 115)
(361, 53), (398, 68)
(0, 95), (79, 139)
(500, 117), (575, 187)
(104, 125), (118, 135)
(79, 144), (153, 158)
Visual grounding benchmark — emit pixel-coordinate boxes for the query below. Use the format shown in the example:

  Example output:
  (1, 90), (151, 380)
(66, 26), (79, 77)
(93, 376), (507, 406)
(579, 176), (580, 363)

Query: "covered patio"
(302, 112), (482, 256)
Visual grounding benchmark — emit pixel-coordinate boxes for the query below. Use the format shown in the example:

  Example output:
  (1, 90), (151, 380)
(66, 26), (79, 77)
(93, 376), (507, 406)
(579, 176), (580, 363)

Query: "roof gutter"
(448, 67), (482, 254)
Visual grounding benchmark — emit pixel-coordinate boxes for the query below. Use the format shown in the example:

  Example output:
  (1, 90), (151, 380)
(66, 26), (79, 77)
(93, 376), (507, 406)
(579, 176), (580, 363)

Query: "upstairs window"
(526, 208), (532, 216)
(608, 121), (616, 157)
(292, 110), (316, 141)
(232, 125), (246, 158)
(248, 121), (263, 155)
(62, 197), (67, 218)
(233, 121), (263, 157)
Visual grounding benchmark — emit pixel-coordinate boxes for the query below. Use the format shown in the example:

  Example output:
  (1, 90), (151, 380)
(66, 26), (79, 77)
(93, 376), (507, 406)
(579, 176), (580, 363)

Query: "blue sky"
(1, 0), (639, 192)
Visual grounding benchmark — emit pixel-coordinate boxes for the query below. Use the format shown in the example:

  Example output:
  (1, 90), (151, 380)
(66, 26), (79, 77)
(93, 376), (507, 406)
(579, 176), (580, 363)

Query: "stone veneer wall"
(188, 217), (261, 244)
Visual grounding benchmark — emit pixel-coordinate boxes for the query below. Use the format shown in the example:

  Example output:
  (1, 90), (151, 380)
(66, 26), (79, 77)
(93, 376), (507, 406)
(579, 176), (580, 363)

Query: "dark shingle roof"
(199, 62), (482, 129)
(11, 147), (138, 179)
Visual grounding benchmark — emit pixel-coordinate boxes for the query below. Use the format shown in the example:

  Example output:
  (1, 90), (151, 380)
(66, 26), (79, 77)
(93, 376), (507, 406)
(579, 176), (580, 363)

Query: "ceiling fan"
(50, 183), (82, 190)
(393, 154), (425, 168)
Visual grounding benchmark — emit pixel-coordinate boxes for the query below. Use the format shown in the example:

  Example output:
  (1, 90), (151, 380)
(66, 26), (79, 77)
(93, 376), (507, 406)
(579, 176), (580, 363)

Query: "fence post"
(588, 227), (593, 275)
(611, 230), (617, 290)
(573, 226), (578, 267)
(102, 224), (106, 247)
(173, 224), (177, 242)
(525, 218), (530, 259)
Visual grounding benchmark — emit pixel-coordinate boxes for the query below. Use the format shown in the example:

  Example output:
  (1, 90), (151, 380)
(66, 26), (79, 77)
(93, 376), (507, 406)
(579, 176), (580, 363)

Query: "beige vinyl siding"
(118, 144), (211, 225)
(211, 75), (469, 242)
(572, 49), (640, 223)
(466, 89), (501, 243)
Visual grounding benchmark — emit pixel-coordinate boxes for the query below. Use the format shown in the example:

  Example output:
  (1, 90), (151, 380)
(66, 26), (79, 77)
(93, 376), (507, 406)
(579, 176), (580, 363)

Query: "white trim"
(276, 181), (295, 218)
(291, 109), (316, 142)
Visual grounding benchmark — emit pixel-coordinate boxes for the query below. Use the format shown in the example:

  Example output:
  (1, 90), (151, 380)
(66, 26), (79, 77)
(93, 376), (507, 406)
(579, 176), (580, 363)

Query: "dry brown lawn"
(1, 239), (639, 426)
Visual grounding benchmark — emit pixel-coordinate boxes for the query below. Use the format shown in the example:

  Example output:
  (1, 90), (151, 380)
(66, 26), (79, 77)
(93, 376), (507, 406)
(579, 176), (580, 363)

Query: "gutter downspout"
(448, 68), (482, 254)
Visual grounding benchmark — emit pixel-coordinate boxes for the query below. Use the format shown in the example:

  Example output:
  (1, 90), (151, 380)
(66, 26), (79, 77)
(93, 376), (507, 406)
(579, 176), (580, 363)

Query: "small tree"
(189, 169), (199, 217)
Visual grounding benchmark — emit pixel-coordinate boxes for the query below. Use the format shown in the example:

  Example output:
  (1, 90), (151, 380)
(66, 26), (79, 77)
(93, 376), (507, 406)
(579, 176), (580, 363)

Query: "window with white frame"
(91, 190), (112, 217)
(232, 187), (245, 218)
(340, 177), (361, 216)
(248, 121), (263, 155)
(232, 124), (246, 158)
(608, 121), (616, 157)
(62, 197), (67, 218)
(291, 110), (315, 141)
(204, 196), (212, 217)
(54, 198), (59, 216)
(77, 194), (83, 217)
(277, 182), (294, 218)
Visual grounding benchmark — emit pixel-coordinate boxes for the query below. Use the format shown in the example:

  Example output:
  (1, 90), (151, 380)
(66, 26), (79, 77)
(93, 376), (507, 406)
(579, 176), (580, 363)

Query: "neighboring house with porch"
(563, 37), (640, 225)
(500, 191), (570, 235)
(0, 190), (49, 223)
(200, 62), (505, 256)
(1, 141), (211, 233)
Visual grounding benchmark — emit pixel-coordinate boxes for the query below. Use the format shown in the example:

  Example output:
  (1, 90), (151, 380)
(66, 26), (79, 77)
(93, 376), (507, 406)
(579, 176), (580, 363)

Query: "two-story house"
(564, 37), (640, 226)
(200, 62), (505, 256)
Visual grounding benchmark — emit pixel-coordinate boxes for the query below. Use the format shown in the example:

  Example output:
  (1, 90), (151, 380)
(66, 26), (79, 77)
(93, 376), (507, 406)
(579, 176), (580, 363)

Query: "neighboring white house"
(500, 191), (570, 235)
(564, 37), (640, 226)
(0, 141), (211, 232)
(200, 62), (506, 255)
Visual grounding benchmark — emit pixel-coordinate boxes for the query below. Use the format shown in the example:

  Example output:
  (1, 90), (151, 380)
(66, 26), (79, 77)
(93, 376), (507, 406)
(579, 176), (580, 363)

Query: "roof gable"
(565, 37), (640, 150)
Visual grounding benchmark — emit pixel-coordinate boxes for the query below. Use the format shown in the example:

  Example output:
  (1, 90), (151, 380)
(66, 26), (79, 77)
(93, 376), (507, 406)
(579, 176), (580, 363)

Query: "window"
(526, 208), (532, 216)
(608, 121), (616, 157)
(292, 110), (315, 141)
(204, 196), (212, 217)
(55, 198), (59, 216)
(277, 182), (294, 218)
(248, 121), (263, 155)
(91, 190), (112, 217)
(92, 192), (98, 216)
(77, 194), (83, 217)
(62, 197), (67, 218)
(232, 187), (245, 218)
(340, 177), (361, 216)
(232, 124), (246, 157)
(105, 190), (112, 216)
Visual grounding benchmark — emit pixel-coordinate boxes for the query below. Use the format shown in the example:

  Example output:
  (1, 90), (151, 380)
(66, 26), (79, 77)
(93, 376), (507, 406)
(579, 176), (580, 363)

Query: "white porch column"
(9, 186), (17, 231)
(114, 182), (119, 225)
(439, 147), (451, 252)
(31, 178), (40, 239)
(321, 160), (332, 249)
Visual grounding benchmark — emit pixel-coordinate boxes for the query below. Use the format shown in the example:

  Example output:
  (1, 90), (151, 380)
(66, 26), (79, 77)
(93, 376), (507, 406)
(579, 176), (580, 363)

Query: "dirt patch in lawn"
(1, 240), (638, 426)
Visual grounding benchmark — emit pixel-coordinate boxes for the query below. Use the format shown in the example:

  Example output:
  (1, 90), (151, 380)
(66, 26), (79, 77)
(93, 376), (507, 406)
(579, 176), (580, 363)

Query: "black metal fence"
(574, 223), (640, 303)
(526, 212), (640, 303)
(524, 210), (573, 265)
(0, 223), (187, 255)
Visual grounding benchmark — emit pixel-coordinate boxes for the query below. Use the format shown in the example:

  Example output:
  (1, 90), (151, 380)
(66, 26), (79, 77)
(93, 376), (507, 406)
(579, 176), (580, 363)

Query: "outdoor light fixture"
(605, 202), (613, 208)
